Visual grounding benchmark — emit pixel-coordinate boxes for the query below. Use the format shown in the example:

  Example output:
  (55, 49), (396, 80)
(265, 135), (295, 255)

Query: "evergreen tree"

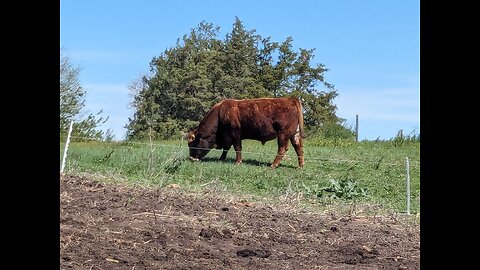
(220, 17), (269, 99)
(127, 22), (221, 140)
(127, 18), (352, 140)
(288, 48), (340, 129)
(255, 36), (279, 95)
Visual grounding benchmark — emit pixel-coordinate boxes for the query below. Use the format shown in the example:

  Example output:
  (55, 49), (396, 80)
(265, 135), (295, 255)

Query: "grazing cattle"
(185, 97), (305, 168)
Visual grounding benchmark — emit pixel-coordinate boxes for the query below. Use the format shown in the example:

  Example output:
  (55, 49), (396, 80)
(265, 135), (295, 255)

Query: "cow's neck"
(197, 106), (219, 146)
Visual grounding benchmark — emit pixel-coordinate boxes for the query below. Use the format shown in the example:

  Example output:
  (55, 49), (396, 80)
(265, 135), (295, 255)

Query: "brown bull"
(185, 97), (305, 168)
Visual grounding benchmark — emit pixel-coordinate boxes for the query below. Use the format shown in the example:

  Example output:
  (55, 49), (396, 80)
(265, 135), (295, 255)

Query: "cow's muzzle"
(189, 156), (200, 162)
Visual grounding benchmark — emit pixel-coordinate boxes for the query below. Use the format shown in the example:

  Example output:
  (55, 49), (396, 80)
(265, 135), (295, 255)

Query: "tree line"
(126, 17), (354, 140)
(60, 17), (355, 141)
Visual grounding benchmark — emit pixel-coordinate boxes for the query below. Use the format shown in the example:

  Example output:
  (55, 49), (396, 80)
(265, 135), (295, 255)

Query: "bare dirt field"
(60, 174), (420, 269)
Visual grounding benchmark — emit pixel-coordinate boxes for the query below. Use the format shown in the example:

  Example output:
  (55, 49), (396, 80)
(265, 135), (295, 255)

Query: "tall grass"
(60, 136), (420, 214)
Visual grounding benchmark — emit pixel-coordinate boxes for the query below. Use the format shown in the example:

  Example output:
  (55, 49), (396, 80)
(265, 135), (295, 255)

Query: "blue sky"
(60, 0), (419, 141)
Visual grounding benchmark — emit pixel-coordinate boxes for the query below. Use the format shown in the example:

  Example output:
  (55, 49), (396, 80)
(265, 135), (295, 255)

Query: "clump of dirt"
(60, 174), (419, 269)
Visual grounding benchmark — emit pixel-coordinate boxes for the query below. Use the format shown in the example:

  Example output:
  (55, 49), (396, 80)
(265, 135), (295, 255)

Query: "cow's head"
(185, 128), (212, 161)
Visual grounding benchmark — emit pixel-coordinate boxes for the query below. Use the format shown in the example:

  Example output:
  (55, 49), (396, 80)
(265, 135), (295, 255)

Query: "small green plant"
(95, 148), (115, 164)
(391, 129), (420, 147)
(373, 154), (385, 170)
(391, 130), (405, 147)
(318, 178), (368, 200)
(301, 182), (323, 198)
(162, 148), (184, 174)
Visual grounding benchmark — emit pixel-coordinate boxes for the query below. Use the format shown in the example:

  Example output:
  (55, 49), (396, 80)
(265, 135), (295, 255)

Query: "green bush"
(318, 178), (368, 200)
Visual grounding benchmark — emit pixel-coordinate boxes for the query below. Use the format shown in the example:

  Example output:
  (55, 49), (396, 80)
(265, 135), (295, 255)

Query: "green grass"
(60, 138), (420, 214)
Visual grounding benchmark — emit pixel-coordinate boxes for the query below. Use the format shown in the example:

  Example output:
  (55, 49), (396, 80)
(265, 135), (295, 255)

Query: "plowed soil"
(60, 174), (419, 269)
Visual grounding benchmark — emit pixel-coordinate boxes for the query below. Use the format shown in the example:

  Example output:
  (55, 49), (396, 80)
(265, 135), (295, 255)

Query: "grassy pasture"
(60, 138), (420, 214)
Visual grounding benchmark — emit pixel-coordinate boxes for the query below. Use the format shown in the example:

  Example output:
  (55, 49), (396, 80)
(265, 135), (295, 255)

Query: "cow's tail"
(296, 98), (306, 138)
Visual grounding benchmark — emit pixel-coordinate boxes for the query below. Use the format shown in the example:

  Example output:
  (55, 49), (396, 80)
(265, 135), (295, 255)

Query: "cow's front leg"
(271, 135), (288, 168)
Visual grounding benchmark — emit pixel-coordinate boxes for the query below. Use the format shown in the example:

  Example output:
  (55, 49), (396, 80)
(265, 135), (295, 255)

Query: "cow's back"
(218, 97), (301, 142)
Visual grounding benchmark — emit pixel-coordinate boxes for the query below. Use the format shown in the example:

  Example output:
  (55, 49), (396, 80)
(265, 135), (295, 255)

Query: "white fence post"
(405, 157), (411, 215)
(61, 121), (74, 174)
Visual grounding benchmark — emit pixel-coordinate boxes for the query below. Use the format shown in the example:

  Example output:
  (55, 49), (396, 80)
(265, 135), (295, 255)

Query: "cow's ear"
(182, 132), (189, 140)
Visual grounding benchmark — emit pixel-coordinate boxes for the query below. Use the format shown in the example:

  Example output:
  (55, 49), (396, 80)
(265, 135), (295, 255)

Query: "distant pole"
(355, 114), (359, 142)
(61, 121), (74, 174)
(405, 157), (411, 215)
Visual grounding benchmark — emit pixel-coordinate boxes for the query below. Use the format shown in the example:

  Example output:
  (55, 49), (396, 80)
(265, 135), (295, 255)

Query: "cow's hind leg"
(290, 133), (304, 168)
(284, 142), (291, 160)
(271, 135), (289, 168)
(233, 142), (242, 164)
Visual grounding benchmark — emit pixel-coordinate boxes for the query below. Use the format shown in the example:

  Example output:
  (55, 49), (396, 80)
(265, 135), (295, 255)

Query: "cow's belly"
(242, 128), (277, 144)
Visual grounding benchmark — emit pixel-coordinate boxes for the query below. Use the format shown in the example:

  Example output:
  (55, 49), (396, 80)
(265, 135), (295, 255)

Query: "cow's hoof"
(189, 157), (200, 162)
